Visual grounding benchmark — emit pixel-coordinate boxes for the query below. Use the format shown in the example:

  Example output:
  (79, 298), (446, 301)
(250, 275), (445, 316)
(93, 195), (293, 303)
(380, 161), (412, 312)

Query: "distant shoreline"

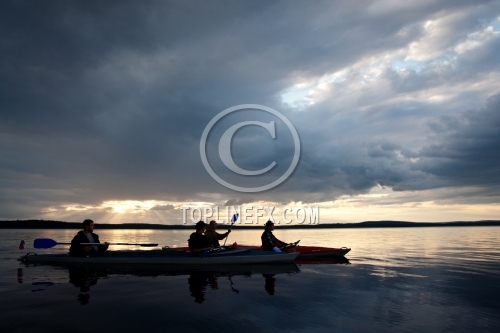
(1, 219), (499, 229)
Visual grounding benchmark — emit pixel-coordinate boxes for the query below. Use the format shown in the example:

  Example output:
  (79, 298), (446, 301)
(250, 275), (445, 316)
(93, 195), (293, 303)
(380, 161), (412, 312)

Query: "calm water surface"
(1, 227), (499, 332)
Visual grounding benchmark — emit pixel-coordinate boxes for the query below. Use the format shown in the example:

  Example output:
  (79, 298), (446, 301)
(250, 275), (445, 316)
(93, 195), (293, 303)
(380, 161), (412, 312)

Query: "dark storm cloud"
(0, 0), (499, 219)
(281, 92), (500, 203)
(417, 94), (500, 186)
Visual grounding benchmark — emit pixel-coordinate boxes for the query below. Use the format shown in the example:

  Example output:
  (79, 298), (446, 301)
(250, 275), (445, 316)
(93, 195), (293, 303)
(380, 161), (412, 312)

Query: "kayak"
(19, 248), (299, 265)
(175, 244), (351, 259)
(240, 245), (351, 259)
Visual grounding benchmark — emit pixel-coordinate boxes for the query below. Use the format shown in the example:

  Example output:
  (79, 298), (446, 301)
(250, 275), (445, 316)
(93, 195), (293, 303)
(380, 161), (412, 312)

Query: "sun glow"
(102, 200), (160, 214)
(37, 184), (500, 225)
(60, 200), (184, 214)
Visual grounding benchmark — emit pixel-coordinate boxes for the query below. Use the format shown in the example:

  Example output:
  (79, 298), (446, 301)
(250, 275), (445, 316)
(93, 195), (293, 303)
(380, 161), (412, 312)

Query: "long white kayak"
(20, 248), (299, 265)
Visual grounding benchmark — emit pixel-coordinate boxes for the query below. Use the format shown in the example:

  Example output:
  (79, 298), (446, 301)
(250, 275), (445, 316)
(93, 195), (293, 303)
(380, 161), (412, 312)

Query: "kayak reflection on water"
(188, 272), (221, 304)
(263, 274), (276, 295)
(68, 267), (107, 305)
(187, 270), (289, 303)
(21, 260), (345, 305)
(62, 264), (300, 304)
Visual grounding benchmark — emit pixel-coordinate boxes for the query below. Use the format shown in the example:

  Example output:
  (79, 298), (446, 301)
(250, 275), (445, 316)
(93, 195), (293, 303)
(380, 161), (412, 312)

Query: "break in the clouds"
(0, 0), (499, 223)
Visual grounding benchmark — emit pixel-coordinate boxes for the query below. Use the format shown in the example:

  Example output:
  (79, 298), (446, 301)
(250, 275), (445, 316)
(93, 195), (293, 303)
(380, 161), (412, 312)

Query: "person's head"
(196, 221), (206, 232)
(209, 220), (217, 230)
(83, 219), (94, 233)
(265, 221), (274, 231)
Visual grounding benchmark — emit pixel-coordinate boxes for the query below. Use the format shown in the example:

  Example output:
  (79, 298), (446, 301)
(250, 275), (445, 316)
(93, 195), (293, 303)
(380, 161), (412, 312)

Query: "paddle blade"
(33, 238), (58, 249)
(231, 213), (239, 223)
(19, 240), (25, 250)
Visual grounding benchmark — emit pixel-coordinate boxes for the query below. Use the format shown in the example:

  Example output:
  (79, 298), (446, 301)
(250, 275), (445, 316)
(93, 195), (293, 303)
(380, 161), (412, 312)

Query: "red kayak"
(240, 245), (351, 259)
(175, 243), (351, 259)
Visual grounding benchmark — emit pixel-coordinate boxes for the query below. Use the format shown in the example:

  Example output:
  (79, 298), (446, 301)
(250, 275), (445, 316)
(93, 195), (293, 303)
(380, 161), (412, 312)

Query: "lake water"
(1, 226), (500, 332)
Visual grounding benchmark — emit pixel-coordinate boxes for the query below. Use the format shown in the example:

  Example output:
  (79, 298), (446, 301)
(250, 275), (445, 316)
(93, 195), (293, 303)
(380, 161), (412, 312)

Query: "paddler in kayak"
(69, 219), (109, 256)
(188, 221), (214, 253)
(204, 220), (231, 248)
(261, 221), (291, 252)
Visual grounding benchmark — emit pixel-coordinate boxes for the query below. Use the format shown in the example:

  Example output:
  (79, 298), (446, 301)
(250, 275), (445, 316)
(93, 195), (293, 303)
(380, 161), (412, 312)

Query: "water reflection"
(12, 252), (500, 332)
(68, 267), (107, 305)
(32, 262), (308, 304)
(17, 268), (23, 283)
(295, 256), (350, 265)
(186, 267), (298, 302)
(20, 258), (350, 305)
(5, 228), (500, 332)
(188, 272), (227, 303)
(20, 258), (353, 307)
(263, 274), (276, 295)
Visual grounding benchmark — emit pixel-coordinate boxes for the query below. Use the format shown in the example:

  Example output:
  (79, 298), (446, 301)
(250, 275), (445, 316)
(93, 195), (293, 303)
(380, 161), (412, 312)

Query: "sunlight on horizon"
(34, 185), (500, 225)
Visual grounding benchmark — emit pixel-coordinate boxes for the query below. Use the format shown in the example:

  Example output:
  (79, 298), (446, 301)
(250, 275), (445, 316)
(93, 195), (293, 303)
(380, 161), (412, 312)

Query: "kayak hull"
(290, 246), (350, 259)
(20, 249), (299, 265)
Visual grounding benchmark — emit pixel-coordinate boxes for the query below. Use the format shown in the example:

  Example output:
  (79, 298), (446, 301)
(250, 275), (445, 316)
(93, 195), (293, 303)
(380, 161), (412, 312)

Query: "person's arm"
(94, 234), (109, 252)
(274, 236), (287, 247)
(268, 232), (287, 247)
(216, 230), (230, 240)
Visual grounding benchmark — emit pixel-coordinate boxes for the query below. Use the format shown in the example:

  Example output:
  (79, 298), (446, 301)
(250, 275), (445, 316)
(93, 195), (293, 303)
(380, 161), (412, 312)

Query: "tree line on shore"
(1, 219), (499, 229)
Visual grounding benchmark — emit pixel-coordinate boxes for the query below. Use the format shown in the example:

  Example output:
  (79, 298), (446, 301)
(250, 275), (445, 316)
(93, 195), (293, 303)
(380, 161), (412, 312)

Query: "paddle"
(33, 238), (158, 249)
(223, 213), (239, 246)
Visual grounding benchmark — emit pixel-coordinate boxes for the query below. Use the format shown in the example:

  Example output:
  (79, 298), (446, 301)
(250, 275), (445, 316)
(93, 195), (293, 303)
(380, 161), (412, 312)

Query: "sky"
(1, 0), (500, 225)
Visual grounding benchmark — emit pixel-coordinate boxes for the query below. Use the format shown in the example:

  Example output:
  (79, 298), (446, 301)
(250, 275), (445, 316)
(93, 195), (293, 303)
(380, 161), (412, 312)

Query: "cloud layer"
(1, 1), (499, 222)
